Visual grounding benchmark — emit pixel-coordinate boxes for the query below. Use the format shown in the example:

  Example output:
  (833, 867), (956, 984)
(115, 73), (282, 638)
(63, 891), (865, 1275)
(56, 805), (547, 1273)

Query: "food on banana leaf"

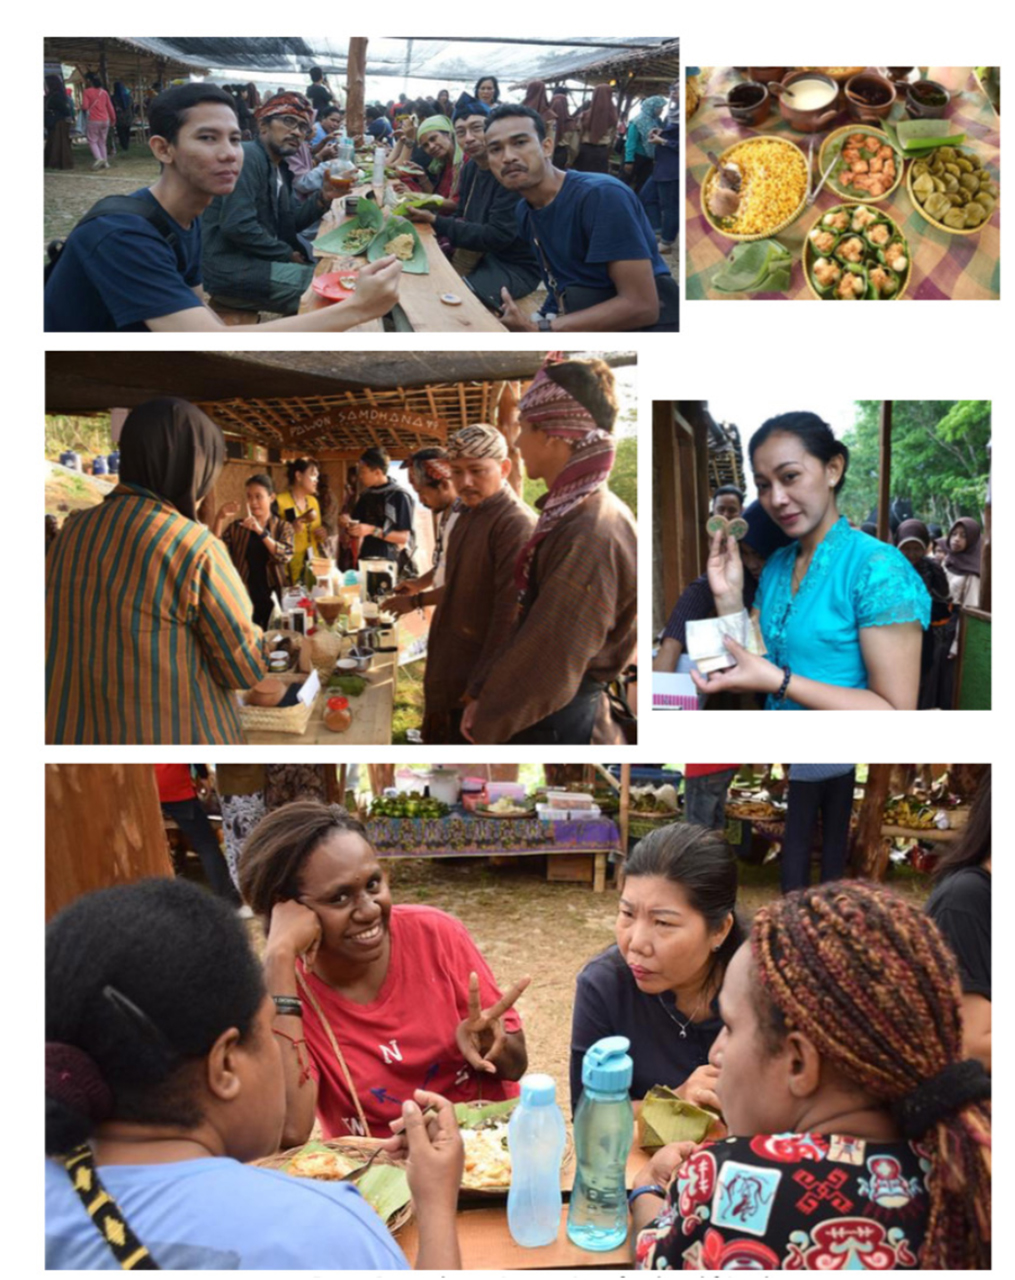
(385, 232), (416, 261)
(638, 1086), (720, 1151)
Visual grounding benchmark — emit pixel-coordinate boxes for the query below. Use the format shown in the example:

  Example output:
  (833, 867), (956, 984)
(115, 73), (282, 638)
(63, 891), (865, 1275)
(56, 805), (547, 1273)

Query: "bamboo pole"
(346, 39), (367, 140)
(616, 763), (632, 891)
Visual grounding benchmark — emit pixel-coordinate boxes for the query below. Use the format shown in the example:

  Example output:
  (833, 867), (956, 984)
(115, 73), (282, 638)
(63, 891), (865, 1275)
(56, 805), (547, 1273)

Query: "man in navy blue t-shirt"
(483, 104), (678, 332)
(44, 83), (401, 333)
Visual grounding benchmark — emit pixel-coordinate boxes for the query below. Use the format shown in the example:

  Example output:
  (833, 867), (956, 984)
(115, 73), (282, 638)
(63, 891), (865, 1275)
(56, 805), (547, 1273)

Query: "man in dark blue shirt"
(44, 84), (401, 333)
(483, 104), (678, 332)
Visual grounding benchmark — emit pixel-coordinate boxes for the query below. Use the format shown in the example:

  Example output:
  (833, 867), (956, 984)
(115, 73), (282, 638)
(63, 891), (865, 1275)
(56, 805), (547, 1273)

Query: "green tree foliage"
(523, 436), (637, 516)
(839, 401), (989, 529)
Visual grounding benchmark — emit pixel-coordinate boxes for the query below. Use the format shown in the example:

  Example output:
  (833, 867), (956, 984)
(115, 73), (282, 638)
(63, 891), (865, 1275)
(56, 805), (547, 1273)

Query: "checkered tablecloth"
(686, 69), (1000, 300)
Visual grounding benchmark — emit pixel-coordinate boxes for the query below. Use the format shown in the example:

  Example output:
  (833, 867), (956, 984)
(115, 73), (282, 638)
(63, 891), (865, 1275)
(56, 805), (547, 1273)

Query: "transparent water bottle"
(566, 1035), (634, 1252)
(507, 1074), (566, 1248)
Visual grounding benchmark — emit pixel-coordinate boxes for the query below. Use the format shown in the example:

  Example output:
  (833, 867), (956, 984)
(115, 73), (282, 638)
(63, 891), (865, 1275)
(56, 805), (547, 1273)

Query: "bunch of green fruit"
(369, 792), (450, 820)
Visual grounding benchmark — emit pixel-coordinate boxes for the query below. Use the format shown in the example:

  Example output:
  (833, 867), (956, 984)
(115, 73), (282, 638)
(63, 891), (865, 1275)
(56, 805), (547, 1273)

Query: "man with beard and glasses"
(46, 85), (401, 332)
(202, 92), (399, 318)
(382, 449), (462, 617)
(483, 104), (679, 333)
(422, 426), (535, 744)
(404, 94), (541, 312)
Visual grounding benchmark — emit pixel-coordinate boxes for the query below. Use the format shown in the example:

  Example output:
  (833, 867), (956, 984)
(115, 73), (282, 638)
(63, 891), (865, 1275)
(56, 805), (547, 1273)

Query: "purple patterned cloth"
(366, 814), (621, 857)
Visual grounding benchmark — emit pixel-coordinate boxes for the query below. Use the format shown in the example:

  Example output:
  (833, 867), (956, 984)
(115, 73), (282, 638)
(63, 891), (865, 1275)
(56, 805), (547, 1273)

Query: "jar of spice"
(324, 695), (352, 733)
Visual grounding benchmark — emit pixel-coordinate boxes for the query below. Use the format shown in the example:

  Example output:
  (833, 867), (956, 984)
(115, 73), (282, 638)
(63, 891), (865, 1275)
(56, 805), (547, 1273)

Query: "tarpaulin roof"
(123, 36), (672, 83)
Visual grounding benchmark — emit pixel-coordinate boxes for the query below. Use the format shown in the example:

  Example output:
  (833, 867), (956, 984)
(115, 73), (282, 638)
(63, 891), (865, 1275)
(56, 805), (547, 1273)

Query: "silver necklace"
(657, 991), (707, 1038)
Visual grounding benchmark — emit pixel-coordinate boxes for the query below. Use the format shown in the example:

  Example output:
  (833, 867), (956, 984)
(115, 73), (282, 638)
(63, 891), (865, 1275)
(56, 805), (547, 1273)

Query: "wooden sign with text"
(288, 407), (448, 443)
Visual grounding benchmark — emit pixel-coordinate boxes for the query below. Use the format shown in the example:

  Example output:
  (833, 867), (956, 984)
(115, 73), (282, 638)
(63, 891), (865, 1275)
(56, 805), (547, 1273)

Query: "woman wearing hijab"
(111, 82), (132, 151)
(574, 84), (619, 173)
(44, 74), (75, 169)
(944, 517), (981, 611)
(548, 92), (578, 169)
(46, 399), (267, 744)
(415, 115), (464, 198)
(625, 95), (666, 191)
(894, 518), (953, 709)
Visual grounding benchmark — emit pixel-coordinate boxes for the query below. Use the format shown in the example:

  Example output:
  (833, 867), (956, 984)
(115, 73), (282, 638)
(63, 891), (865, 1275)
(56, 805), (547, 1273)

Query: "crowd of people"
(45, 764), (991, 1268)
(654, 412), (985, 710)
(44, 68), (679, 332)
(44, 356), (637, 746)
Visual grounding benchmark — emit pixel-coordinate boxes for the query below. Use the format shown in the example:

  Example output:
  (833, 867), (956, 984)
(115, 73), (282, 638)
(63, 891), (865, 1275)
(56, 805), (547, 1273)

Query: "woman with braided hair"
(632, 881), (990, 1271)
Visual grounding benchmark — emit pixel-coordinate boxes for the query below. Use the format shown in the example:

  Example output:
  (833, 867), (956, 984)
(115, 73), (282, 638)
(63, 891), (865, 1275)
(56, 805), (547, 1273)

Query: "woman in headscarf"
(894, 518), (953, 709)
(111, 82), (132, 151)
(415, 114), (464, 198)
(548, 92), (577, 169)
(44, 73), (75, 169)
(573, 84), (619, 173)
(944, 517), (981, 611)
(45, 398), (267, 744)
(624, 94), (666, 191)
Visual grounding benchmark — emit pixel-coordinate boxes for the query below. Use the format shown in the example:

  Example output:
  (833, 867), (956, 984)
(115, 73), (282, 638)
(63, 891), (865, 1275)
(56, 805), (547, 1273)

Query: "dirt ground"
(45, 148), (160, 248)
(234, 852), (933, 1098)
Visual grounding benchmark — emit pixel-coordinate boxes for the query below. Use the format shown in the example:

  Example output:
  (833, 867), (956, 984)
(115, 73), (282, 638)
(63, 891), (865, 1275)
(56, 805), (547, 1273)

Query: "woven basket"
(252, 1138), (413, 1234)
(238, 672), (318, 736)
(803, 204), (911, 301)
(905, 143), (998, 236)
(819, 125), (904, 203)
(700, 136), (809, 242)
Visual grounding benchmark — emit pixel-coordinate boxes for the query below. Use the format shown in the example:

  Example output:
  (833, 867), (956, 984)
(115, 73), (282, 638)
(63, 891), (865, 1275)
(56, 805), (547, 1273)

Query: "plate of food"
(312, 270), (358, 303)
(254, 1139), (413, 1232)
(700, 136), (809, 241)
(819, 126), (903, 202)
(803, 204), (911, 300)
(454, 1099), (574, 1196)
(385, 160), (426, 181)
(367, 216), (430, 274)
(906, 144), (999, 234)
(795, 65), (866, 82)
(474, 797), (537, 819)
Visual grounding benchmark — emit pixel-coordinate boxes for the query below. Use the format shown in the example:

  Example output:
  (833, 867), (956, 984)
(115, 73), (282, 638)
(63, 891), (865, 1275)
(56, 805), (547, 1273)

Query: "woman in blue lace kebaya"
(691, 413), (930, 709)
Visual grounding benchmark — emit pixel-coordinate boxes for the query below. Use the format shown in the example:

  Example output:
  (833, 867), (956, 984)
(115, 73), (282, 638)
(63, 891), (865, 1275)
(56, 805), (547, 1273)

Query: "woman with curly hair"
(632, 881), (991, 1270)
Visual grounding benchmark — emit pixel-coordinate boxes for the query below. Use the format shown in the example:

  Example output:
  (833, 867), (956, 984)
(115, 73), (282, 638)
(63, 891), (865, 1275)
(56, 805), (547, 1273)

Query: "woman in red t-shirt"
(82, 72), (116, 169)
(238, 801), (529, 1145)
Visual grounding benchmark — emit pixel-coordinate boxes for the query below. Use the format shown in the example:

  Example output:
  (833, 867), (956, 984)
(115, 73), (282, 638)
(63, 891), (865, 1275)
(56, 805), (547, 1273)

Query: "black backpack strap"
(47, 196), (186, 279)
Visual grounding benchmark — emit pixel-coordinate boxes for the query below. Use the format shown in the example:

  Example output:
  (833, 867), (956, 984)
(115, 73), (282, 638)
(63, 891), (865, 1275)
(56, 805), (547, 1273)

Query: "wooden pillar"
(46, 764), (171, 920)
(615, 763), (632, 892)
(877, 402), (892, 542)
(852, 763), (892, 881)
(346, 38), (368, 140)
(99, 40), (108, 89)
(980, 442), (992, 612)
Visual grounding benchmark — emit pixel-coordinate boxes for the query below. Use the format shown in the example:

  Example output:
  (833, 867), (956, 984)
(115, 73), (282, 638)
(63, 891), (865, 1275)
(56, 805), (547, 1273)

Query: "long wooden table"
(301, 185), (508, 333)
(397, 1108), (652, 1269)
(244, 648), (396, 745)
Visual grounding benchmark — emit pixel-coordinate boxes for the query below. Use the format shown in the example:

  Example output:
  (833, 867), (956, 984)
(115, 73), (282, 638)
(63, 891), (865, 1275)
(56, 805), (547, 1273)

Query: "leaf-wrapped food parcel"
(637, 1085), (720, 1150)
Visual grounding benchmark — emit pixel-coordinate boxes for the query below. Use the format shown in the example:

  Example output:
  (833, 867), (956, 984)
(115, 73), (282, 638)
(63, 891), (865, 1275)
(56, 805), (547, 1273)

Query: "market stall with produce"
(685, 67), (1000, 300)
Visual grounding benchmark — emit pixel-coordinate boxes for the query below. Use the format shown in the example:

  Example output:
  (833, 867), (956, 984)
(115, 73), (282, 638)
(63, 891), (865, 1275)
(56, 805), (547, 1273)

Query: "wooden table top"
(244, 647), (396, 746)
(301, 185), (508, 334)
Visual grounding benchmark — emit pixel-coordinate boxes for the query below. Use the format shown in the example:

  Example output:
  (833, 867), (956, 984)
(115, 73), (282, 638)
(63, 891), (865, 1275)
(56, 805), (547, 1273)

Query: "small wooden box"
(546, 853), (594, 883)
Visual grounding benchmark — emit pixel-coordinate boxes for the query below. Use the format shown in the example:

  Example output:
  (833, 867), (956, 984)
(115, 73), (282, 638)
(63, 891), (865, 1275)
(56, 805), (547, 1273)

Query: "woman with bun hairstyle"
(693, 412), (930, 709)
(45, 877), (463, 1269)
(632, 881), (991, 1270)
(275, 458), (324, 586)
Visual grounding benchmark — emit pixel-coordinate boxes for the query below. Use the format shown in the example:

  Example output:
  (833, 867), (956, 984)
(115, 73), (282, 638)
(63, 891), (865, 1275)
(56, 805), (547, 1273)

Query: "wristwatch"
(538, 317), (555, 332)
(258, 526), (270, 540)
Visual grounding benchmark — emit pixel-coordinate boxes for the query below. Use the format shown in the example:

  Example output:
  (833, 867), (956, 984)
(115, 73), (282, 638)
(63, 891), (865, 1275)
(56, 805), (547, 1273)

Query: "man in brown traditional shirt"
(421, 424), (536, 744)
(462, 357), (637, 744)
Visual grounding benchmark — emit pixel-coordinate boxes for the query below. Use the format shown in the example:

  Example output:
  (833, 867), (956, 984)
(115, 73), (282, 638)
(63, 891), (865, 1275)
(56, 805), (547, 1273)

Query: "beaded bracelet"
(272, 994), (303, 1018)
(775, 665), (792, 702)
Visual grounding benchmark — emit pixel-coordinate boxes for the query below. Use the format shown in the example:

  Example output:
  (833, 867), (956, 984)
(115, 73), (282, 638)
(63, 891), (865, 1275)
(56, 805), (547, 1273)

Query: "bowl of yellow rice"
(701, 137), (810, 241)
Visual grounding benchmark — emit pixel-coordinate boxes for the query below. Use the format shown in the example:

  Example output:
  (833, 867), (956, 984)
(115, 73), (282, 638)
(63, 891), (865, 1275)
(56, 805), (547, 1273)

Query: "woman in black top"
(570, 823), (742, 1115)
(895, 519), (954, 709)
(925, 765), (991, 1071)
(45, 74), (75, 169)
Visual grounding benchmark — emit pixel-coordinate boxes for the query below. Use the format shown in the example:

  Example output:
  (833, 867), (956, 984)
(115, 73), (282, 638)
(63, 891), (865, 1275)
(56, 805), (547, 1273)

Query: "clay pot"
(721, 81), (772, 126)
(905, 79), (950, 120)
(769, 71), (840, 132)
(746, 67), (787, 85)
(845, 71), (898, 122)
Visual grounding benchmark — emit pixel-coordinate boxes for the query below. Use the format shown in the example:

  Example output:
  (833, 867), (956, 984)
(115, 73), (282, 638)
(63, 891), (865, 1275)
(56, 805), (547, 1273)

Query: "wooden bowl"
(803, 204), (911, 301)
(700, 136), (809, 242)
(819, 125), (904, 203)
(905, 144), (999, 236)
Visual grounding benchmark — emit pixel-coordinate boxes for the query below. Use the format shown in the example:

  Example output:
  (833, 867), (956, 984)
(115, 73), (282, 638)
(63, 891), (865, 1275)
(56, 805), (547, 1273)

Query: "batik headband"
(256, 92), (314, 127)
(517, 354), (600, 440)
(422, 458), (453, 481)
(446, 424), (508, 462)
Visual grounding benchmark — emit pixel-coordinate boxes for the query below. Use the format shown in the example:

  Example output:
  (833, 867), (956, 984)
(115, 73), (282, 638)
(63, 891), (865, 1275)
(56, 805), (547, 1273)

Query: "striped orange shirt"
(46, 483), (267, 744)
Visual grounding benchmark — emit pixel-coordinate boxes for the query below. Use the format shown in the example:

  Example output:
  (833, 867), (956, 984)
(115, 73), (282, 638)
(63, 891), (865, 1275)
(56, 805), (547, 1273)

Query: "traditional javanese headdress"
(446, 424), (508, 462)
(256, 91), (314, 129)
(513, 353), (616, 595)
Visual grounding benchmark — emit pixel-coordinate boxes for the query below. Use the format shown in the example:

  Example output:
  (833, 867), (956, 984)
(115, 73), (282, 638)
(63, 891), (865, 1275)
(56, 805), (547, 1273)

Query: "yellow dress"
(275, 490), (322, 585)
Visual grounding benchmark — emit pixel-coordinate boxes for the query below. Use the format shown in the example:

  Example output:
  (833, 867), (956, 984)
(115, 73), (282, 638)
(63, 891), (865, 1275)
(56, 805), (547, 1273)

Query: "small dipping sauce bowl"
(906, 79), (950, 119)
(722, 81), (771, 126)
(845, 71), (898, 122)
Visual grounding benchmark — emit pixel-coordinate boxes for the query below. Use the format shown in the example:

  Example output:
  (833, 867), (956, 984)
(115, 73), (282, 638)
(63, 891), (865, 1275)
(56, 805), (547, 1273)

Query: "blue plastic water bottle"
(506, 1074), (567, 1247)
(566, 1035), (634, 1252)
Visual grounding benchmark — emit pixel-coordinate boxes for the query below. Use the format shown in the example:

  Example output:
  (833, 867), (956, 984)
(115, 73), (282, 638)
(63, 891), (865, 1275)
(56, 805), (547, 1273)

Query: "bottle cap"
(581, 1035), (633, 1092)
(519, 1073), (557, 1107)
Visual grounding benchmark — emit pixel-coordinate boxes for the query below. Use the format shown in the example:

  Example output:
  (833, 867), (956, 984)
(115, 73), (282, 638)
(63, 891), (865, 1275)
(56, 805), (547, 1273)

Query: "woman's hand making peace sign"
(454, 971), (531, 1077)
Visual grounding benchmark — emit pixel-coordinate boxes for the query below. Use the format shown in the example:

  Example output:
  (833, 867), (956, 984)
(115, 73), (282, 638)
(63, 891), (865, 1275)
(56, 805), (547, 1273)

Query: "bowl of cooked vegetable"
(803, 204), (911, 300)
(906, 144), (999, 234)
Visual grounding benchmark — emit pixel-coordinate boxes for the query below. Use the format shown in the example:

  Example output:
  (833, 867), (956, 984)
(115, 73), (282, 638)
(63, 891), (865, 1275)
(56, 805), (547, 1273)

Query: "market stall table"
(301, 185), (509, 333)
(366, 813), (623, 892)
(243, 648), (396, 745)
(686, 69), (1000, 300)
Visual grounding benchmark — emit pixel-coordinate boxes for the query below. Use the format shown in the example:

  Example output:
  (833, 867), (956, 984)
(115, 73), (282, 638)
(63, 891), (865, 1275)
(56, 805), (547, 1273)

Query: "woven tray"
(905, 143), (999, 236)
(700, 136), (809, 242)
(819, 125), (905, 203)
(238, 672), (318, 736)
(253, 1138), (412, 1233)
(802, 205), (911, 301)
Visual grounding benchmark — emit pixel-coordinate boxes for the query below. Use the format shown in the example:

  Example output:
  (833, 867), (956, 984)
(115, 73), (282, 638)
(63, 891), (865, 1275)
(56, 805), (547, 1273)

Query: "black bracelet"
(627, 1183), (666, 1208)
(776, 665), (792, 702)
(272, 995), (303, 1018)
